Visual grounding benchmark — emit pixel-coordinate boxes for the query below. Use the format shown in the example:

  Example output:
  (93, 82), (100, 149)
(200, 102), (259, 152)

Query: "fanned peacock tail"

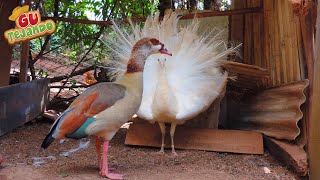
(101, 11), (241, 121)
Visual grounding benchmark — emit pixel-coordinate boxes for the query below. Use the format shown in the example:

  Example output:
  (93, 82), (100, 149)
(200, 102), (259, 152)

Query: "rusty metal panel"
(222, 61), (270, 91)
(228, 80), (309, 140)
(0, 79), (49, 136)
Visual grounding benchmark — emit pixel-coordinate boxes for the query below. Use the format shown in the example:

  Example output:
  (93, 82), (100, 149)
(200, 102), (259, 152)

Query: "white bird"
(103, 11), (240, 155)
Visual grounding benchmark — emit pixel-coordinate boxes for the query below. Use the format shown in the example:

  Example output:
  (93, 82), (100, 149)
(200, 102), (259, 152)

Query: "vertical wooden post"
(0, 1), (19, 87)
(309, 4), (320, 180)
(19, 1), (31, 83)
(229, 0), (245, 64)
(19, 43), (30, 83)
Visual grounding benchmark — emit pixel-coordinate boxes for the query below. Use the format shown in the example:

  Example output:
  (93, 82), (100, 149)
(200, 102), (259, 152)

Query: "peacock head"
(158, 58), (167, 69)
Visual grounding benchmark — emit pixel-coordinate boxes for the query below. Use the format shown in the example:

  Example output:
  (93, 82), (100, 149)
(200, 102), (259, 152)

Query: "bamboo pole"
(229, 1), (246, 63)
(274, 0), (281, 86)
(296, 18), (306, 80)
(291, 10), (301, 82)
(263, 0), (271, 86)
(277, 0), (287, 84)
(250, 0), (263, 68)
(284, 0), (294, 83)
(244, 11), (251, 65)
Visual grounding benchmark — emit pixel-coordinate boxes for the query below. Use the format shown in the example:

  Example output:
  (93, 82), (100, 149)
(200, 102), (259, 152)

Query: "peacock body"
(102, 11), (240, 154)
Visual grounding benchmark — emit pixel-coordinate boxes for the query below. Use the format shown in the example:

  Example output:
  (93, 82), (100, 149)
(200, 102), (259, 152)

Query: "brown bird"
(41, 37), (172, 179)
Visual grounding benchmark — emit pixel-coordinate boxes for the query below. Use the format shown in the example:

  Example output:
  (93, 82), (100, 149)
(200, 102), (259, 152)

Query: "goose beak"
(159, 48), (172, 56)
(159, 44), (172, 56)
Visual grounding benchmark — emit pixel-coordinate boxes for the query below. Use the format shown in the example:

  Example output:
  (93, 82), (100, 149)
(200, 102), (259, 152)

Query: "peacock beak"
(159, 44), (172, 56)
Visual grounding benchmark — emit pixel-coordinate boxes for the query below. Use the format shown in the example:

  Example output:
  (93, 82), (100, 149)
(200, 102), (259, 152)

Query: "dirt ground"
(0, 120), (302, 180)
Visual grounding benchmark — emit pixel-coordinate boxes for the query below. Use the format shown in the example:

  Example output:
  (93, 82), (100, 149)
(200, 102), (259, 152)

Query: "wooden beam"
(264, 137), (308, 176)
(180, 7), (263, 19)
(19, 0), (30, 83)
(0, 0), (19, 87)
(42, 7), (263, 26)
(125, 122), (264, 154)
(309, 3), (320, 179)
(19, 42), (29, 83)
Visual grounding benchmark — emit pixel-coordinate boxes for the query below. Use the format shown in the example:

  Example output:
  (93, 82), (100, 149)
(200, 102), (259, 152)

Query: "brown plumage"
(41, 37), (172, 179)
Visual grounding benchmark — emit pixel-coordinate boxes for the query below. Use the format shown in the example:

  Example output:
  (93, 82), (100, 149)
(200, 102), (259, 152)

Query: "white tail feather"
(101, 11), (241, 121)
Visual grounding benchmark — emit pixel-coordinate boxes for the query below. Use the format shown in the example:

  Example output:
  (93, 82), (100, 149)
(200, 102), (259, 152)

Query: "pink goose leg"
(95, 137), (101, 170)
(100, 141), (123, 179)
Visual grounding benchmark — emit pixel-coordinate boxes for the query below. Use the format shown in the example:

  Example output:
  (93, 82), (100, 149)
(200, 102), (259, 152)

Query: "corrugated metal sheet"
(228, 80), (309, 140)
(223, 61), (270, 91)
(0, 79), (49, 136)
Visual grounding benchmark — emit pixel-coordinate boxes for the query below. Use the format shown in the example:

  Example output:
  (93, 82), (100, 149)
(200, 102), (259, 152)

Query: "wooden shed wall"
(230, 0), (307, 87)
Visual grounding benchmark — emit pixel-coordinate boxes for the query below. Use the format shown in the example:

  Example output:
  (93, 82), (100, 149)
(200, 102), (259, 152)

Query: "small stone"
(263, 167), (271, 174)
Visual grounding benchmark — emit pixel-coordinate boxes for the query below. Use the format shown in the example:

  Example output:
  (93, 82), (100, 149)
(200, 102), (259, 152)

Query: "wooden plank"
(125, 122), (264, 154)
(0, 0), (18, 87)
(309, 3), (320, 179)
(0, 79), (49, 136)
(264, 137), (308, 176)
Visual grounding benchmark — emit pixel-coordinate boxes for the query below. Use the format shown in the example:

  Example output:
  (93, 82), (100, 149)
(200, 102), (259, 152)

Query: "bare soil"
(0, 121), (301, 180)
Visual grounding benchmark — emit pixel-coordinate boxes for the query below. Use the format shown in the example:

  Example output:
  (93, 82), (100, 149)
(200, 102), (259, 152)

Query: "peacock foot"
(100, 170), (123, 180)
(156, 149), (165, 155)
(172, 149), (178, 156)
(155, 144), (165, 155)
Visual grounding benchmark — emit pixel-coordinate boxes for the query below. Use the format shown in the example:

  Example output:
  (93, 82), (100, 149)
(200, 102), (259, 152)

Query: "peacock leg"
(158, 122), (166, 153)
(95, 137), (101, 170)
(100, 141), (123, 179)
(170, 123), (178, 156)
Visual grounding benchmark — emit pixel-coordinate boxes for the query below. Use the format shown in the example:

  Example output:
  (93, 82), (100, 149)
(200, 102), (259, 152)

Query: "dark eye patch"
(149, 38), (160, 45)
